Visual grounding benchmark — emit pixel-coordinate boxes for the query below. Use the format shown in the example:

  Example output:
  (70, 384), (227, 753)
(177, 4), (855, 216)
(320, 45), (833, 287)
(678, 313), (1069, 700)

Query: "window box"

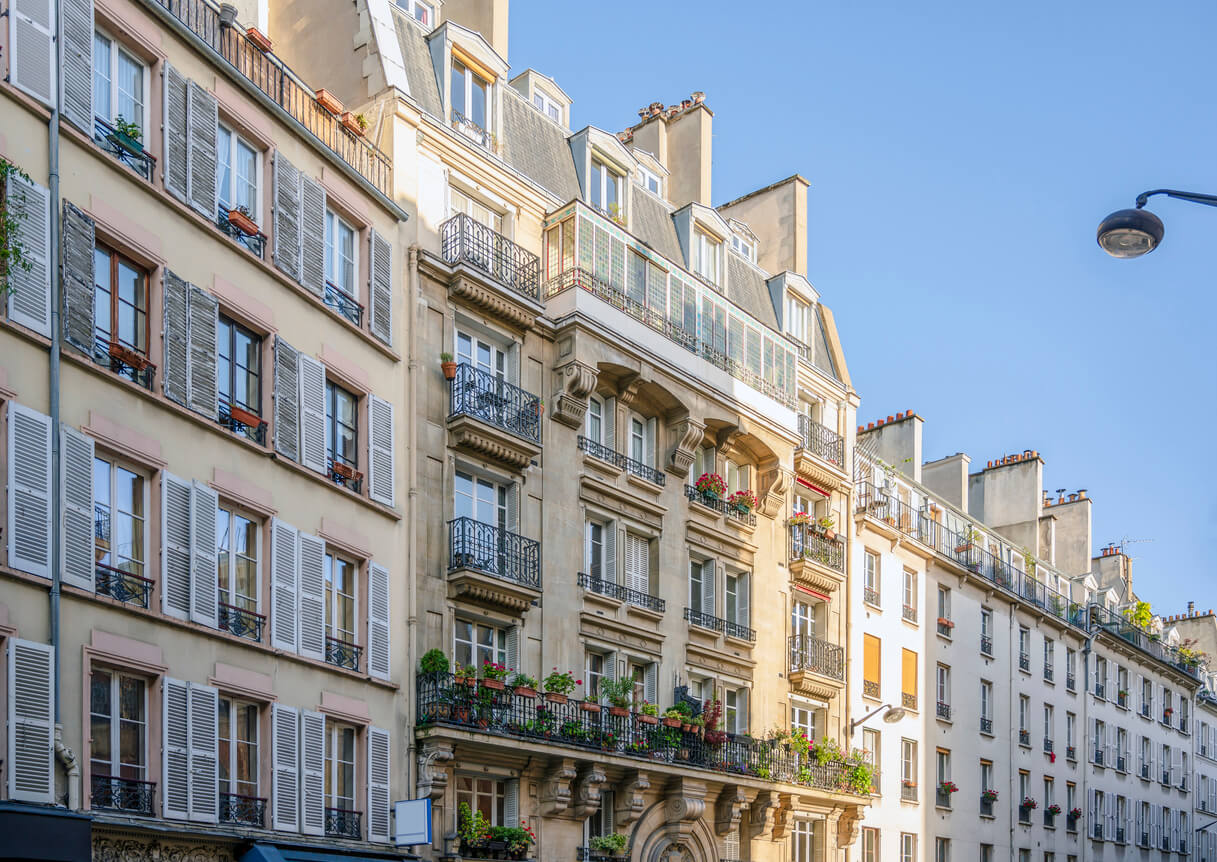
(581, 701), (602, 714)
(544, 692), (569, 705)
(226, 208), (259, 237)
(481, 678), (506, 691)
(246, 27), (273, 52)
(108, 340), (152, 372)
(662, 716), (683, 728)
(340, 112), (366, 136)
(110, 129), (144, 157)
(636, 713), (659, 725)
(513, 686), (537, 699)
(315, 88), (343, 115)
(329, 460), (364, 484)
(228, 404), (263, 428)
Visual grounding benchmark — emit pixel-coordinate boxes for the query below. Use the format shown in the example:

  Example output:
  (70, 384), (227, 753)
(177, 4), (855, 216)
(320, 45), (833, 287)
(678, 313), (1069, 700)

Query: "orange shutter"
(864, 634), (881, 684)
(902, 649), (917, 695)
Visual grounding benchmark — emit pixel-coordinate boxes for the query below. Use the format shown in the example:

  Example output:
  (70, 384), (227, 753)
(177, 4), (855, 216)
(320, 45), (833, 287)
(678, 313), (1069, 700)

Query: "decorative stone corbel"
(771, 792), (795, 841)
(747, 790), (777, 839)
(617, 373), (643, 407)
(715, 425), (745, 459)
(615, 769), (651, 827)
(551, 360), (598, 429)
(573, 762), (608, 819)
(666, 416), (706, 478)
(759, 466), (792, 518)
(416, 740), (454, 801)
(539, 757), (578, 816)
(834, 805), (863, 849)
(663, 777), (707, 838)
(714, 784), (747, 836)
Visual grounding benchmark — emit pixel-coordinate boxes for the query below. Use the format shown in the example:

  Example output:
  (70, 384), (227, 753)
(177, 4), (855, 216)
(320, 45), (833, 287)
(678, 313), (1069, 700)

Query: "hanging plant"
(0, 159), (34, 296)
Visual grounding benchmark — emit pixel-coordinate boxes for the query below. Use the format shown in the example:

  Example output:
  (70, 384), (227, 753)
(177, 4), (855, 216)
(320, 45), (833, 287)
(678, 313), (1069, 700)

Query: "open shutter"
(162, 272), (191, 406)
(505, 626), (519, 673)
(7, 639), (54, 803)
(8, 0), (55, 106)
(297, 532), (326, 662)
(188, 683), (220, 823)
(7, 403), (52, 577)
(189, 481), (219, 628)
(644, 417), (657, 467)
(273, 336), (300, 460)
(60, 201), (96, 354)
(367, 562), (391, 681)
(297, 354), (327, 474)
(272, 153), (301, 281)
(271, 703), (300, 831)
(60, 425), (95, 590)
(369, 228), (392, 344)
(504, 779), (519, 828)
(59, 0), (92, 131)
(604, 396), (617, 450)
(5, 173), (52, 337)
(163, 64), (189, 203)
(506, 483), (520, 535)
(270, 519), (299, 652)
(603, 521), (616, 584)
(626, 534), (648, 594)
(161, 472), (193, 620)
(701, 559), (715, 617)
(162, 677), (191, 820)
(644, 662), (657, 705)
(298, 175), (326, 296)
(367, 726), (391, 842)
(187, 286), (219, 418)
(367, 395), (394, 506)
(186, 81), (219, 218)
(738, 572), (750, 628)
(300, 710), (326, 836)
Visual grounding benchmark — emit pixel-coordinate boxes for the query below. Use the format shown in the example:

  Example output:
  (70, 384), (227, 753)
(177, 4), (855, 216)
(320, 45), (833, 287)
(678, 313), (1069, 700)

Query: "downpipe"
(54, 725), (80, 810)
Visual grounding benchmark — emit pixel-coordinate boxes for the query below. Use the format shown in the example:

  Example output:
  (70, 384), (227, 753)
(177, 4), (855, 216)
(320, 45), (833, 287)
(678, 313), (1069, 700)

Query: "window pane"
(470, 75), (487, 129)
(93, 34), (112, 121)
(451, 63), (466, 117)
(217, 126), (233, 208)
(116, 49), (144, 130)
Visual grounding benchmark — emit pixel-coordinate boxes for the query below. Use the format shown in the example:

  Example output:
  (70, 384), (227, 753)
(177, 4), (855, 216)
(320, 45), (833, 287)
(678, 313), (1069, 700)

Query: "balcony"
(788, 635), (844, 700)
(324, 281), (364, 327)
(220, 792), (267, 826)
(788, 524), (845, 592)
(94, 561), (153, 608)
(1045, 811), (1057, 829)
(1067, 745), (1076, 760)
(1116, 690), (1128, 708)
(1044, 665), (1054, 682)
(93, 116), (156, 181)
(1093, 821), (1106, 841)
(325, 807), (362, 840)
(936, 788), (952, 808)
(93, 334), (155, 390)
(1019, 654), (1031, 672)
(684, 607), (755, 642)
(936, 702), (951, 721)
(325, 635), (362, 671)
(1116, 754), (1126, 772)
(980, 635), (993, 655)
(1140, 762), (1150, 780)
(448, 364), (543, 471)
(577, 435), (665, 486)
(441, 213), (542, 325)
(685, 485), (756, 528)
(577, 572), (665, 614)
(1066, 672), (1076, 690)
(794, 414), (847, 488)
(218, 396), (267, 445)
(901, 782), (918, 802)
(1095, 682), (1106, 699)
(1094, 748), (1105, 766)
(1043, 738), (1054, 754)
(1019, 806), (1033, 825)
(1018, 730), (1030, 746)
(902, 604), (917, 623)
(980, 717), (993, 734)
(903, 693), (918, 711)
(214, 205), (267, 259)
(91, 774), (155, 816)
(1086, 604), (1204, 680)
(980, 796), (994, 816)
(218, 602), (265, 642)
(864, 587), (881, 606)
(448, 517), (541, 613)
(452, 109), (491, 149)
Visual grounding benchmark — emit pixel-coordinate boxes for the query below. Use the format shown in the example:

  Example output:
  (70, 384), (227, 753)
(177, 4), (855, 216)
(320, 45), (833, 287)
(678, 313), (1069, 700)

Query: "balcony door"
(456, 330), (509, 425)
(450, 188), (508, 280)
(454, 471), (505, 529)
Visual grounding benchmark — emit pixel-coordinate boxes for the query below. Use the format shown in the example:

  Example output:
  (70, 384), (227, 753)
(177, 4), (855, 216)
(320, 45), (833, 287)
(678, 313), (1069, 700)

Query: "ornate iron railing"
(1043, 738), (1054, 753)
(441, 213), (541, 302)
(220, 792), (266, 826)
(93, 116), (157, 180)
(901, 783), (917, 802)
(95, 562), (153, 608)
(936, 788), (952, 808)
(325, 806), (362, 839)
(449, 363), (542, 445)
(448, 517), (541, 590)
(902, 604), (917, 623)
(1087, 603), (1203, 679)
(214, 204), (267, 258)
(451, 109), (491, 149)
(980, 797), (994, 816)
(788, 634), (844, 680)
(788, 524), (844, 573)
(1019, 654), (1031, 672)
(903, 693), (918, 710)
(980, 635), (993, 655)
(936, 702), (951, 721)
(218, 397), (267, 445)
(91, 774), (155, 815)
(937, 619), (954, 637)
(219, 602), (265, 642)
(863, 587), (880, 606)
(1044, 665), (1054, 682)
(980, 717), (992, 734)
(324, 281), (364, 326)
(93, 334), (155, 390)
(684, 485), (756, 527)
(796, 414), (845, 468)
(577, 435), (666, 486)
(863, 680), (880, 698)
(577, 572), (664, 612)
(325, 636), (362, 671)
(683, 607), (755, 642)
(1018, 729), (1030, 746)
(1067, 673), (1077, 691)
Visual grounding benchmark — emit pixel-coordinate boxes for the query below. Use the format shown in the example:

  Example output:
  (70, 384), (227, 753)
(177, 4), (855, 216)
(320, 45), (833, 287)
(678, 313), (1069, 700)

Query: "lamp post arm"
(850, 703), (893, 735)
(1134, 189), (1217, 210)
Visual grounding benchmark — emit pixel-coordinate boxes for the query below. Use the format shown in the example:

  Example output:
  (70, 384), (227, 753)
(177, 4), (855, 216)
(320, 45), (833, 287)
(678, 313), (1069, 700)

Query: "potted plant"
(582, 698), (602, 714)
(602, 677), (633, 717)
(543, 668), (579, 704)
(418, 648), (448, 677)
(440, 352), (457, 379)
(694, 472), (727, 500)
(481, 660), (509, 690)
(245, 26), (273, 52)
(329, 460), (362, 482)
(702, 697), (726, 745)
(637, 702), (659, 725)
(454, 663), (477, 686)
(956, 527), (983, 554)
(981, 788), (999, 802)
(1021, 797), (1038, 811)
(493, 822), (536, 860)
(109, 116), (143, 155)
(728, 489), (758, 513)
(607, 201), (625, 226)
(226, 204), (259, 236)
(341, 111), (367, 136)
(510, 671), (538, 698)
(787, 512), (812, 527)
(315, 88), (343, 115)
(457, 802), (492, 856)
(939, 780), (959, 794)
(589, 832), (629, 857)
(1068, 807), (1083, 821)
(818, 515), (837, 540)
(662, 707), (684, 728)
(1046, 804), (1062, 816)
(228, 403), (262, 428)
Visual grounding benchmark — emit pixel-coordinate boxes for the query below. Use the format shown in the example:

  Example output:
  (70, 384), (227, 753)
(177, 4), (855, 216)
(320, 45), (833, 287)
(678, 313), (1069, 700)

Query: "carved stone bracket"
(748, 789), (795, 840)
(714, 784), (747, 836)
(771, 792), (795, 841)
(539, 757), (578, 816)
(615, 769), (651, 827)
(664, 777), (707, 839)
(834, 805), (864, 850)
(715, 425), (745, 460)
(666, 416), (706, 478)
(416, 739), (454, 800)
(617, 374), (643, 407)
(552, 360), (599, 429)
(573, 762), (608, 819)
(759, 467), (792, 518)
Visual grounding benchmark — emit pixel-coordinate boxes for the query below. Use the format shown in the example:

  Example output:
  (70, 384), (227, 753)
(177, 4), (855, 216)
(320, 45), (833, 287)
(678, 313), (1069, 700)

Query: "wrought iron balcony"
(937, 619), (954, 637)
(683, 607), (755, 642)
(577, 435), (665, 486)
(578, 572), (665, 613)
(218, 602), (266, 642)
(451, 109), (492, 149)
(980, 717), (993, 734)
(1043, 738), (1054, 753)
(902, 693), (918, 710)
(980, 797), (994, 816)
(93, 334), (155, 390)
(441, 212), (541, 302)
(980, 635), (993, 655)
(788, 524), (844, 573)
(863, 587), (880, 606)
(326, 456), (363, 494)
(937, 702), (952, 721)
(1066, 673), (1076, 690)
(902, 604), (917, 623)
(218, 396), (267, 445)
(1045, 811), (1057, 828)
(901, 783), (918, 802)
(796, 414), (845, 469)
(1019, 806), (1033, 825)
(863, 680), (880, 699)
(220, 792), (266, 826)
(91, 774), (155, 815)
(788, 634), (844, 681)
(215, 204), (267, 258)
(449, 517), (541, 590)
(1116, 754), (1127, 772)
(684, 485), (756, 527)
(1116, 690), (1128, 708)
(1067, 745), (1076, 760)
(325, 635), (362, 671)
(1095, 681), (1106, 698)
(1044, 665), (1054, 682)
(93, 116), (156, 181)
(325, 806), (362, 839)
(324, 281), (364, 326)
(936, 788), (952, 808)
(1094, 748), (1105, 766)
(450, 363), (542, 445)
(95, 561), (153, 608)
(1019, 654), (1031, 672)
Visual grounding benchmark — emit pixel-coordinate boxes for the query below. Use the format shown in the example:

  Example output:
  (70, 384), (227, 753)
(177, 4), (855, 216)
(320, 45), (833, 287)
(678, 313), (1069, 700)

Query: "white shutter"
(189, 481), (219, 628)
(504, 779), (519, 828)
(300, 710), (326, 836)
(186, 286), (219, 419)
(297, 533), (326, 662)
(60, 425), (95, 590)
(271, 703), (300, 831)
(368, 229), (392, 344)
(273, 153), (302, 282)
(367, 395), (394, 506)
(8, 0), (55, 106)
(162, 677), (191, 820)
(298, 175), (326, 296)
(506, 626), (519, 673)
(163, 64), (189, 203)
(603, 521), (616, 584)
(162, 272), (191, 406)
(367, 726), (391, 842)
(7, 638), (54, 803)
(186, 81), (219, 218)
(644, 662), (657, 705)
(701, 559), (716, 617)
(59, 0), (92, 131)
(7, 403), (52, 577)
(161, 472), (193, 620)
(625, 533), (648, 594)
(367, 562), (391, 681)
(5, 173), (52, 337)
(297, 354), (327, 474)
(273, 336), (300, 460)
(604, 396), (617, 450)
(270, 519), (300, 652)
(738, 572), (751, 628)
(188, 683), (220, 823)
(644, 416), (657, 467)
(60, 200), (96, 354)
(506, 483), (520, 535)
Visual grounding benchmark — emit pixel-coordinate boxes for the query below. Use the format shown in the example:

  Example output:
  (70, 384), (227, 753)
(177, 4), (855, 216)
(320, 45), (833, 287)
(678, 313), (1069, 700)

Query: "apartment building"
(0, 0), (410, 859)
(1165, 607), (1217, 862)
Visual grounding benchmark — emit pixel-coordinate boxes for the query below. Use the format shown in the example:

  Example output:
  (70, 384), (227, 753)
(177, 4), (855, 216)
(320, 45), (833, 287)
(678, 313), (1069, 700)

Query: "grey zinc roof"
(631, 191), (683, 263)
(499, 90), (580, 202)
(727, 252), (779, 330)
(812, 307), (840, 382)
(393, 15), (441, 117)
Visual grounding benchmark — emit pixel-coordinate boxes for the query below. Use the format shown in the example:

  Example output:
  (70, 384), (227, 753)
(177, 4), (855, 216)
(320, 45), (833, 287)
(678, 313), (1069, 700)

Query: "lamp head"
(882, 706), (907, 723)
(1097, 206), (1164, 258)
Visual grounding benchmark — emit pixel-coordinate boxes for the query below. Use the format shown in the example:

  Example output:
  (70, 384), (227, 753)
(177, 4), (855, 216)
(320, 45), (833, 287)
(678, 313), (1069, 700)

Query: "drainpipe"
(405, 244), (420, 799)
(54, 725), (80, 809)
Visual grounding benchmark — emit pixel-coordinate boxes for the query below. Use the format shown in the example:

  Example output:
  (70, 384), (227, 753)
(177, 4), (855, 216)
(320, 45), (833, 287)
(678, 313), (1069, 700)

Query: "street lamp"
(850, 703), (906, 735)
(1097, 189), (1217, 258)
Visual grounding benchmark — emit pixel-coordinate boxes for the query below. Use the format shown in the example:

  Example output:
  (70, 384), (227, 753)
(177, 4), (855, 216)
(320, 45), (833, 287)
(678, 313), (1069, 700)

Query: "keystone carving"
(552, 360), (599, 429)
(539, 757), (578, 816)
(666, 416), (706, 478)
(573, 762), (608, 819)
(715, 784), (747, 836)
(416, 740), (454, 800)
(617, 374), (643, 407)
(715, 425), (745, 459)
(759, 467), (792, 518)
(835, 806), (863, 849)
(615, 769), (651, 827)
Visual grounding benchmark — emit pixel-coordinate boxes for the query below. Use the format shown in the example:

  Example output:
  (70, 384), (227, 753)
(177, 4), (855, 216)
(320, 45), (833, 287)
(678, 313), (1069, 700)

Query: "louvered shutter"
(60, 201), (96, 354)
(626, 534), (648, 594)
(297, 354), (327, 474)
(644, 417), (657, 467)
(367, 726), (391, 842)
(187, 286), (219, 418)
(504, 779), (519, 828)
(506, 483), (520, 534)
(604, 396), (617, 450)
(8, 0), (55, 106)
(367, 395), (394, 506)
(739, 688), (749, 732)
(701, 559), (715, 617)
(7, 403), (52, 577)
(189, 481), (218, 628)
(298, 175), (326, 296)
(162, 271), (191, 406)
(505, 627), (519, 673)
(60, 425), (95, 590)
(186, 82), (219, 217)
(59, 0), (92, 131)
(368, 562), (390, 681)
(163, 64), (189, 202)
(603, 520), (616, 584)
(271, 703), (300, 831)
(300, 710), (326, 836)
(188, 683), (219, 823)
(161, 472), (193, 620)
(162, 677), (191, 819)
(369, 229), (392, 344)
(273, 153), (301, 281)
(5, 173), (52, 337)
(297, 532), (326, 662)
(738, 572), (750, 628)
(270, 519), (299, 651)
(7, 638), (54, 803)
(273, 336), (300, 460)
(644, 662), (657, 705)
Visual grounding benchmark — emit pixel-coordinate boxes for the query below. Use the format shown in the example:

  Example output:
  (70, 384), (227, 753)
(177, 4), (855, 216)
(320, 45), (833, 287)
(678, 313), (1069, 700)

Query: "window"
(724, 687), (747, 734)
(216, 125), (259, 220)
(216, 505), (259, 632)
(1142, 676), (1153, 712)
(694, 445), (715, 480)
(586, 521), (606, 581)
(325, 381), (359, 473)
(93, 456), (147, 583)
(793, 820), (822, 862)
(689, 559), (710, 615)
(624, 534), (649, 596)
(732, 233), (756, 263)
(792, 600), (816, 639)
(454, 620), (507, 670)
(218, 698), (259, 799)
(325, 721), (357, 813)
(900, 833), (916, 862)
(1066, 712), (1076, 753)
(590, 159), (623, 219)
(93, 243), (149, 367)
(449, 187), (504, 233)
(395, 0), (433, 26)
(791, 702), (819, 741)
(863, 828), (879, 862)
(586, 396), (603, 444)
(901, 649), (917, 708)
(1044, 777), (1054, 808)
(451, 59), (490, 136)
(1044, 704), (1054, 746)
(1116, 728), (1127, 769)
(1043, 638), (1055, 677)
(724, 459), (750, 495)
(1019, 695), (1030, 734)
(785, 293), (808, 343)
(936, 665), (950, 718)
(863, 728), (881, 769)
(725, 570), (749, 627)
(585, 651), (606, 700)
(584, 790), (615, 845)
(456, 330), (507, 380)
(863, 634), (881, 697)
(629, 416), (645, 464)
(532, 89), (561, 122)
(217, 316), (263, 436)
(901, 738), (917, 791)
(1018, 627), (1030, 669)
(980, 846), (993, 862)
(324, 551), (358, 648)
(936, 748), (951, 793)
(981, 760), (994, 795)
(89, 669), (147, 797)
(1067, 783), (1077, 821)
(980, 680), (993, 731)
(93, 31), (146, 135)
(936, 586), (951, 632)
(692, 229), (720, 283)
(902, 569), (917, 621)
(864, 551), (880, 604)
(980, 607), (993, 653)
(1094, 719), (1107, 763)
(454, 471), (506, 528)
(1066, 647), (1076, 687)
(935, 838), (949, 862)
(638, 165), (662, 196)
(325, 209), (357, 297)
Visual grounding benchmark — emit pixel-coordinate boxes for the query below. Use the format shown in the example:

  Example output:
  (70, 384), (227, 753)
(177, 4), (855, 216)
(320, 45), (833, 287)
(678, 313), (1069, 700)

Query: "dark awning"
(239, 841), (419, 862)
(0, 802), (92, 861)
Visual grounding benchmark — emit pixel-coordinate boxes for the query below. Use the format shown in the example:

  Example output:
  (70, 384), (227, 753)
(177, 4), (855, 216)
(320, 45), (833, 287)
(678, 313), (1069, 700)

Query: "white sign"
(394, 798), (432, 846)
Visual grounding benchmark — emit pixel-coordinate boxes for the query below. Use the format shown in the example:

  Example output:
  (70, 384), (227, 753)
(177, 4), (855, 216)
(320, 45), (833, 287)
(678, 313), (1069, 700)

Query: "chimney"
(968, 450), (1046, 559)
(859, 411), (923, 483)
(719, 177), (810, 278)
(442, 0), (510, 62)
(664, 99), (713, 208)
(1189, 601), (1196, 617)
(923, 452), (971, 511)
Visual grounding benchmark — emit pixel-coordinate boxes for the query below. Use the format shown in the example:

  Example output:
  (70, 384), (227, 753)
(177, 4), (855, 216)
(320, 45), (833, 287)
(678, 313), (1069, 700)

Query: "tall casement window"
(324, 551), (358, 652)
(456, 331), (507, 379)
(902, 569), (917, 621)
(980, 680), (993, 732)
(325, 721), (357, 814)
(585, 396), (603, 445)
(450, 187), (504, 232)
(901, 738), (917, 792)
(900, 833), (916, 862)
(589, 158), (622, 217)
(862, 828), (879, 862)
(692, 229), (720, 283)
(89, 670), (148, 808)
(901, 649), (918, 709)
(217, 697), (259, 800)
(324, 209), (358, 323)
(793, 820), (822, 862)
(454, 471), (507, 528)
(93, 456), (147, 587)
(785, 293), (809, 343)
(325, 381), (358, 474)
(864, 551), (880, 605)
(217, 316), (263, 434)
(457, 776), (507, 826)
(93, 31), (146, 135)
(981, 608), (994, 654)
(585, 651), (608, 700)
(216, 125), (259, 220)
(724, 688), (748, 734)
(93, 243), (149, 369)
(454, 620), (508, 670)
(586, 521), (606, 581)
(216, 505), (259, 636)
(451, 59), (489, 137)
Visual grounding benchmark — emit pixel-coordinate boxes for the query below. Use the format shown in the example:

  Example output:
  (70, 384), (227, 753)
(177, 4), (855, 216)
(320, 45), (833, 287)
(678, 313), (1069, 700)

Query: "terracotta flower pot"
(637, 713), (659, 725)
(228, 404), (262, 427)
(441, 361), (457, 380)
(227, 208), (259, 236)
(513, 686), (537, 699)
(315, 88), (343, 115)
(609, 706), (629, 717)
(340, 111), (366, 136)
(581, 701), (601, 714)
(481, 678), (505, 691)
(544, 692), (568, 705)
(246, 27), (273, 52)
(662, 717), (682, 728)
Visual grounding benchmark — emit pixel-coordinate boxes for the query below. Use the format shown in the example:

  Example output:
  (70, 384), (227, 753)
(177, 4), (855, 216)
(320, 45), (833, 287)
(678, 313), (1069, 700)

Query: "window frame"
(324, 720), (358, 813)
(453, 618), (508, 670)
(216, 502), (261, 617)
(88, 667), (149, 783)
(92, 28), (149, 139)
(692, 228), (720, 283)
(325, 379), (360, 472)
(324, 208), (359, 299)
(323, 549), (360, 648)
(93, 241), (151, 360)
(531, 88), (561, 123)
(590, 157), (624, 219)
(216, 122), (261, 222)
(93, 453), (149, 580)
(217, 314), (264, 422)
(455, 774), (506, 827)
(217, 695), (260, 799)
(451, 59), (490, 136)
(395, 0), (433, 26)
(638, 165), (662, 197)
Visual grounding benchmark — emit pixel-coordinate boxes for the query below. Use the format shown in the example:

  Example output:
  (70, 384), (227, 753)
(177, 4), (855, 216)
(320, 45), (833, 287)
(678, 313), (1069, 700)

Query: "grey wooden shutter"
(269, 519), (300, 652)
(272, 153), (301, 281)
(296, 354), (327, 474)
(603, 521), (616, 584)
(8, 0), (55, 106)
(645, 416), (657, 467)
(366, 726), (391, 842)
(644, 662), (657, 705)
(162, 676), (190, 820)
(186, 285), (219, 418)
(701, 559), (716, 617)
(60, 425), (95, 590)
(369, 229), (392, 343)
(272, 336), (300, 460)
(504, 779), (519, 828)
(603, 396), (616, 450)
(188, 682), (219, 823)
(160, 472), (193, 620)
(189, 481), (219, 628)
(59, 0), (92, 132)
(506, 626), (519, 673)
(5, 172), (52, 337)
(7, 638), (54, 803)
(186, 81), (219, 218)
(367, 395), (394, 506)
(506, 483), (520, 535)
(300, 710), (326, 836)
(60, 201), (95, 354)
(738, 572), (750, 628)
(297, 532), (325, 662)
(367, 562), (390, 681)
(7, 403), (52, 578)
(271, 703), (300, 831)
(162, 271), (191, 406)
(299, 175), (326, 296)
(162, 64), (189, 203)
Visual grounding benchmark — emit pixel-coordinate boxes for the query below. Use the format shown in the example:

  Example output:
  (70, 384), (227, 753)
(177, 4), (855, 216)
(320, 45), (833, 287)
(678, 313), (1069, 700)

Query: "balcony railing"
(1044, 665), (1054, 682)
(903, 693), (918, 710)
(214, 204), (267, 258)
(1018, 654), (1030, 672)
(441, 212), (541, 302)
(1095, 682), (1106, 699)
(684, 607), (755, 642)
(864, 680), (880, 699)
(1043, 738), (1054, 754)
(448, 517), (541, 590)
(95, 562), (153, 608)
(901, 783), (917, 802)
(936, 702), (951, 721)
(218, 397), (267, 445)
(902, 604), (917, 623)
(980, 797), (994, 816)
(863, 587), (880, 606)
(1094, 748), (1105, 766)
(936, 789), (952, 808)
(788, 634), (844, 681)
(218, 602), (265, 642)
(1067, 745), (1076, 760)
(93, 116), (156, 180)
(93, 334), (155, 390)
(324, 281), (364, 326)
(577, 572), (665, 613)
(788, 524), (844, 573)
(91, 774), (155, 815)
(796, 414), (845, 469)
(449, 363), (542, 445)
(220, 792), (266, 826)
(326, 456), (363, 494)
(416, 672), (873, 796)
(1066, 673), (1076, 690)
(325, 635), (362, 671)
(685, 486), (757, 527)
(980, 717), (993, 734)
(937, 619), (954, 637)
(451, 109), (491, 149)
(577, 435), (665, 486)
(1086, 603), (1204, 680)
(980, 635), (993, 655)
(325, 806), (362, 839)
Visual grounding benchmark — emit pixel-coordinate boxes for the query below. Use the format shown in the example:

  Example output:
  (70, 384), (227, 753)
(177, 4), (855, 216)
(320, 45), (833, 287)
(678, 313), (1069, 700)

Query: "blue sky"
(512, 0), (1217, 613)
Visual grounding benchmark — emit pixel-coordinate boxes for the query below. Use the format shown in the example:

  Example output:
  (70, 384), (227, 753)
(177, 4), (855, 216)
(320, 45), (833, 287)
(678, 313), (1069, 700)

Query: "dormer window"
(590, 158), (623, 222)
(785, 293), (809, 344)
(396, 0), (433, 26)
(532, 89), (561, 123)
(639, 166), (662, 197)
(451, 59), (490, 144)
(731, 234), (755, 262)
(692, 229), (720, 284)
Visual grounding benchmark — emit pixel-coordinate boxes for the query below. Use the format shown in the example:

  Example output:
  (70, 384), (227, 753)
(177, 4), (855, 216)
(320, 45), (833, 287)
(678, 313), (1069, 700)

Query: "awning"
(239, 841), (419, 862)
(0, 802), (92, 861)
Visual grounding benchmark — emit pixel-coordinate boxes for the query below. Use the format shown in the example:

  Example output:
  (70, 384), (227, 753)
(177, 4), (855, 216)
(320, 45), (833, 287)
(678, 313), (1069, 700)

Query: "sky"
(511, 0), (1217, 614)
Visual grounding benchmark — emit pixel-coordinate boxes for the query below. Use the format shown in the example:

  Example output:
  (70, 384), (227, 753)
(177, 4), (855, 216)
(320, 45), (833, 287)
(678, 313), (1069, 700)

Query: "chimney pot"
(1058, 495), (1064, 504)
(1189, 601), (1196, 615)
(867, 422), (874, 430)
(692, 91), (705, 104)
(886, 415), (894, 422)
